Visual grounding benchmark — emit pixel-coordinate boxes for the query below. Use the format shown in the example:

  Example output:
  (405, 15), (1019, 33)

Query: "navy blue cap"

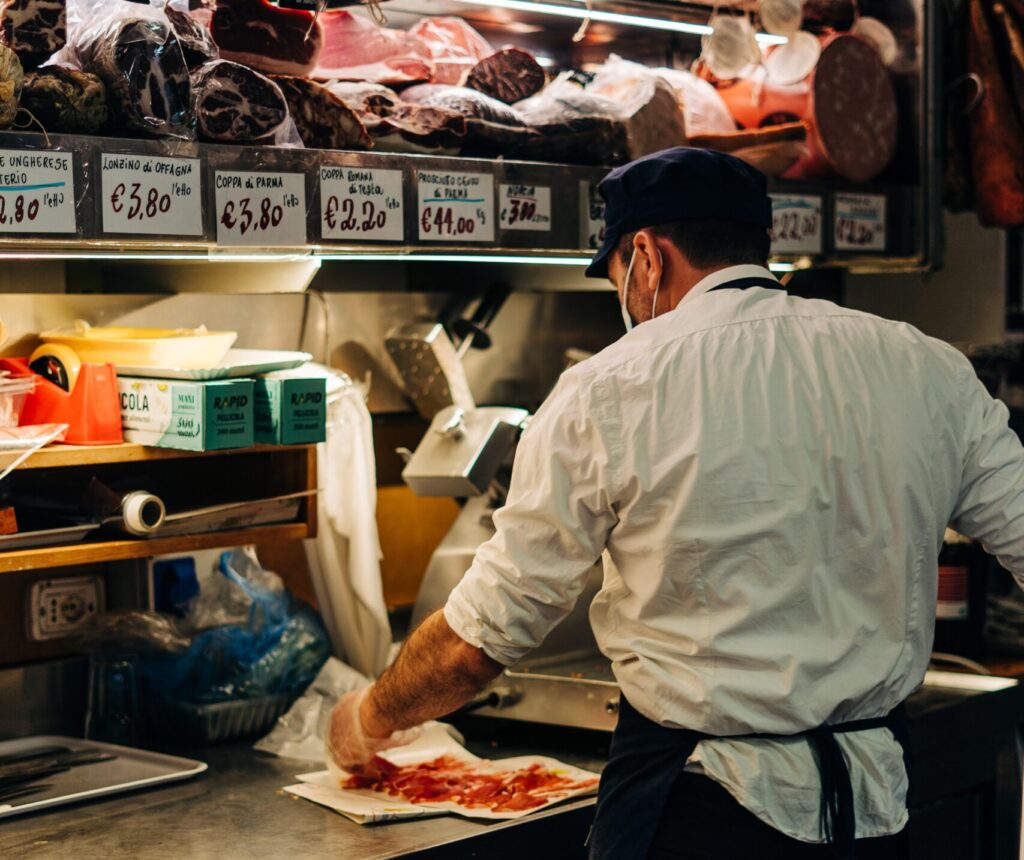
(585, 147), (773, 279)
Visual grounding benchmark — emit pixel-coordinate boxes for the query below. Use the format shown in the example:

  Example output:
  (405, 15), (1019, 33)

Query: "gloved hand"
(325, 686), (421, 774)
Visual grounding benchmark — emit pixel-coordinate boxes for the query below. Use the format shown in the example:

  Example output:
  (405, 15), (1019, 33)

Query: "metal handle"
(436, 408), (466, 439)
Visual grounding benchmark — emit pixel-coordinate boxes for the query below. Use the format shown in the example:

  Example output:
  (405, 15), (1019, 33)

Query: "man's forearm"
(361, 609), (504, 738)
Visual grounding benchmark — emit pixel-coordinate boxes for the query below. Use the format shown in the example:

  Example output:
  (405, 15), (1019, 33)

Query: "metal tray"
(0, 735), (206, 819)
(115, 349), (312, 381)
(0, 523), (100, 550)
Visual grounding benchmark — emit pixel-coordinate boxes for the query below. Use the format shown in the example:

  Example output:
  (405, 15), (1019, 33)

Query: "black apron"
(589, 274), (909, 860)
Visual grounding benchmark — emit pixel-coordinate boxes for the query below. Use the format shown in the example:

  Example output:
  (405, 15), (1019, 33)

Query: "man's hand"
(325, 611), (504, 771)
(326, 687), (421, 773)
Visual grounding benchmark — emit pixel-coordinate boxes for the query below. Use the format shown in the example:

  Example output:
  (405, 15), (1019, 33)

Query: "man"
(328, 148), (1024, 859)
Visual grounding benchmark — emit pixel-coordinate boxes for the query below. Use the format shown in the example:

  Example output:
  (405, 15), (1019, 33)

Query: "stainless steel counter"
(0, 722), (607, 860)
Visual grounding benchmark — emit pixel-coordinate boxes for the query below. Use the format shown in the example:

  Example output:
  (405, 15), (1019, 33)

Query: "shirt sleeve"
(444, 370), (618, 666)
(950, 360), (1024, 584)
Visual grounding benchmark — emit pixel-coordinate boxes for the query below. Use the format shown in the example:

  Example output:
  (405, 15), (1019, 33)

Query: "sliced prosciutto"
(408, 16), (492, 85)
(311, 9), (432, 85)
(343, 755), (599, 814)
(211, 0), (323, 77)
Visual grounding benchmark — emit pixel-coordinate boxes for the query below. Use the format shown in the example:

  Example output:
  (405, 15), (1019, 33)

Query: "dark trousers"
(648, 772), (903, 860)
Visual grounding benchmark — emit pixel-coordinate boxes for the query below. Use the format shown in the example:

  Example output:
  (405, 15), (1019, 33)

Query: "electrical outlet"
(27, 576), (105, 641)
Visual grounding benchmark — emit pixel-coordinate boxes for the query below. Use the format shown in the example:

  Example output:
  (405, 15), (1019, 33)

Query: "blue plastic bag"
(139, 549), (330, 703)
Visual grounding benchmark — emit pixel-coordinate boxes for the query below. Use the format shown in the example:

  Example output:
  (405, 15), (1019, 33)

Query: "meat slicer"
(387, 307), (619, 732)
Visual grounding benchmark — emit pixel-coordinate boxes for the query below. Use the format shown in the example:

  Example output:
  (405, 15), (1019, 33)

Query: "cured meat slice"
(211, 0), (323, 77)
(466, 48), (545, 104)
(76, 16), (192, 139)
(0, 0), (64, 69)
(688, 121), (809, 177)
(270, 74), (371, 151)
(165, 4), (218, 70)
(311, 9), (432, 85)
(408, 16), (492, 85)
(402, 83), (529, 155)
(21, 66), (107, 133)
(343, 755), (599, 814)
(192, 59), (288, 143)
(329, 81), (466, 155)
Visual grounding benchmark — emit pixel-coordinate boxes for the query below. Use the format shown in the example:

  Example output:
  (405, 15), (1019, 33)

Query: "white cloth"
(444, 265), (1024, 843)
(305, 372), (391, 678)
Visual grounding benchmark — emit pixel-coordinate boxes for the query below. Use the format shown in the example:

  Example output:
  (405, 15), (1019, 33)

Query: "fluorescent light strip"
(0, 251), (317, 262)
(445, 0), (788, 45)
(317, 253), (589, 265)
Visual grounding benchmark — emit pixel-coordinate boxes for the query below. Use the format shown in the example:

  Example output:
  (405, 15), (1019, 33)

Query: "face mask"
(620, 247), (663, 334)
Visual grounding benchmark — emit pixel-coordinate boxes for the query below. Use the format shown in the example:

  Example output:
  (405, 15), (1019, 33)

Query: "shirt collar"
(677, 264), (780, 309)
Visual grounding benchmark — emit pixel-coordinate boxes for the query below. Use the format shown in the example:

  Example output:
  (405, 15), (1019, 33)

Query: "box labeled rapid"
(117, 378), (254, 451)
(253, 373), (326, 445)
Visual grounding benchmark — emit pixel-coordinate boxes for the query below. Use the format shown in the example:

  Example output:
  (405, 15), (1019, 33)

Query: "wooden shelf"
(0, 442), (314, 472)
(0, 521), (311, 574)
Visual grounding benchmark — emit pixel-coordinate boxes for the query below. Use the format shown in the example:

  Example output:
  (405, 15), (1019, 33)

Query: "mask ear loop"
(621, 248), (638, 333)
(649, 245), (664, 321)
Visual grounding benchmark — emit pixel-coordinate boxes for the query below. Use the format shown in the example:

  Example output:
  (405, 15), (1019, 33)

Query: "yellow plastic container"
(40, 322), (237, 370)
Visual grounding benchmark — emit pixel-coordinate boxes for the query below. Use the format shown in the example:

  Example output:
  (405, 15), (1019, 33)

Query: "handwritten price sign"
(579, 181), (606, 250)
(500, 184), (551, 232)
(770, 194), (823, 256)
(321, 166), (403, 242)
(101, 154), (201, 236)
(0, 150), (76, 234)
(834, 193), (886, 252)
(215, 171), (306, 246)
(417, 170), (494, 242)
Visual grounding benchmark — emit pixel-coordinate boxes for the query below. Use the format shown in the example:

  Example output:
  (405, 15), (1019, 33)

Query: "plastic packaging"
(408, 16), (492, 85)
(654, 67), (736, 136)
(138, 548), (330, 704)
(0, 374), (35, 427)
(191, 59), (301, 146)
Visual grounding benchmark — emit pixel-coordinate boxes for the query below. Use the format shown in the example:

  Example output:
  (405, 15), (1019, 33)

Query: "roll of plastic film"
(119, 491), (166, 536)
(28, 343), (83, 393)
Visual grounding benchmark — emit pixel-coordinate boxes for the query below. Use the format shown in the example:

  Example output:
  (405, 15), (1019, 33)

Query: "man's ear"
(633, 229), (663, 294)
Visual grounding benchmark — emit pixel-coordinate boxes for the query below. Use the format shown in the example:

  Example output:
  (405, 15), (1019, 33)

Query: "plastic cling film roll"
(120, 491), (166, 535)
(28, 343), (82, 393)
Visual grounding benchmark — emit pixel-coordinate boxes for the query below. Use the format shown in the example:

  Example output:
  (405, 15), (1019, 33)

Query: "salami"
(270, 74), (371, 150)
(76, 16), (192, 139)
(0, 43), (20, 127)
(212, 0), (323, 77)
(967, 0), (1024, 227)
(0, 0), (64, 69)
(466, 48), (545, 104)
(21, 66), (107, 133)
(192, 60), (289, 143)
(344, 755), (599, 813)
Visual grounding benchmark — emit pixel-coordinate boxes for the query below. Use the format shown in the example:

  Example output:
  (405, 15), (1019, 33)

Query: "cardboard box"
(253, 373), (326, 445)
(118, 377), (254, 451)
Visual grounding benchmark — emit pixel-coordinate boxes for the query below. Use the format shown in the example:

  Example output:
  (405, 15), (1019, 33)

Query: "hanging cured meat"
(270, 74), (371, 150)
(967, 0), (1024, 227)
(192, 60), (289, 144)
(0, 0), (65, 70)
(75, 16), (193, 139)
(716, 34), (898, 183)
(21, 66), (107, 133)
(311, 9), (433, 84)
(465, 48), (545, 104)
(408, 16), (492, 85)
(211, 0), (323, 77)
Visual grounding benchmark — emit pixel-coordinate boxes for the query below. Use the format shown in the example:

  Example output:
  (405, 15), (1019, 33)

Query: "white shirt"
(444, 265), (1024, 842)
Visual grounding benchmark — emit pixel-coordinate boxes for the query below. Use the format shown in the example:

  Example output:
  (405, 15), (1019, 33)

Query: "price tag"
(499, 183), (551, 232)
(101, 154), (201, 236)
(579, 181), (606, 250)
(833, 193), (886, 252)
(215, 171), (306, 246)
(320, 166), (403, 242)
(417, 170), (494, 242)
(0, 150), (76, 233)
(770, 194), (822, 255)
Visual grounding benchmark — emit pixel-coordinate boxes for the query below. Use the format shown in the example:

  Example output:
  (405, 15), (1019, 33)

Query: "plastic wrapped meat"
(0, 43), (21, 127)
(311, 9), (432, 85)
(402, 83), (529, 155)
(329, 80), (466, 155)
(270, 75), (371, 151)
(21, 65), (107, 133)
(514, 74), (627, 165)
(408, 16), (492, 85)
(212, 0), (322, 77)
(466, 48), (545, 104)
(165, 4), (218, 70)
(0, 0), (65, 69)
(192, 60), (289, 143)
(654, 68), (736, 136)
